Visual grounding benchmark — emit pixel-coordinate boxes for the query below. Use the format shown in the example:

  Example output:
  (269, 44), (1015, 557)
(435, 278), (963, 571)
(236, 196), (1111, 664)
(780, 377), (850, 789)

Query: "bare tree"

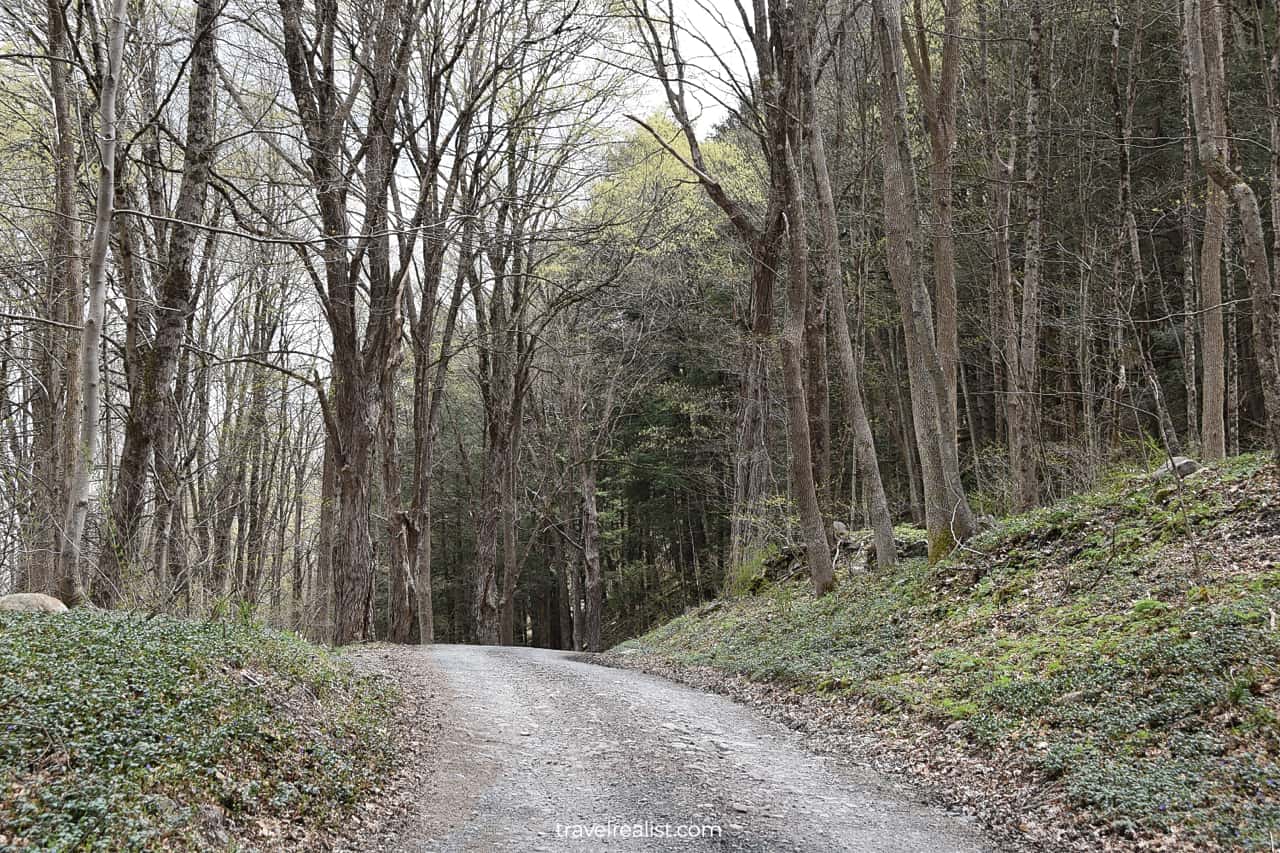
(630, 0), (833, 592)
(795, 0), (895, 568)
(99, 0), (222, 604)
(1184, 0), (1280, 458)
(903, 0), (962, 447)
(57, 0), (132, 605)
(277, 0), (425, 642)
(871, 0), (976, 555)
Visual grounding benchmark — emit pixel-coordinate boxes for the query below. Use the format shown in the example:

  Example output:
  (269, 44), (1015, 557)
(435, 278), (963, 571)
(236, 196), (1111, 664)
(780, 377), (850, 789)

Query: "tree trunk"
(580, 463), (604, 652)
(278, 0), (416, 643)
(1184, 0), (1280, 457)
(1186, 0), (1229, 459)
(797, 2), (895, 568)
(99, 0), (221, 603)
(872, 0), (976, 557)
(905, 0), (963, 447)
(57, 0), (131, 605)
(30, 0), (83, 596)
(1268, 0), (1280, 457)
(1010, 0), (1045, 512)
(781, 120), (834, 595)
(330, 375), (377, 643)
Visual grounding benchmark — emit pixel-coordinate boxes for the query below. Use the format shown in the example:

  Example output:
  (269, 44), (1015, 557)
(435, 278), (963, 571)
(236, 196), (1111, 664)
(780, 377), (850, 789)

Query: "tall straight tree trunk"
(580, 463), (604, 651)
(1180, 53), (1200, 448)
(1010, 0), (1045, 511)
(872, 0), (977, 557)
(1185, 0), (1280, 457)
(1187, 0), (1228, 459)
(905, 0), (962, 445)
(99, 0), (220, 603)
(1268, 0), (1280, 456)
(57, 0), (131, 605)
(795, 0), (895, 568)
(31, 0), (83, 596)
(781, 124), (835, 595)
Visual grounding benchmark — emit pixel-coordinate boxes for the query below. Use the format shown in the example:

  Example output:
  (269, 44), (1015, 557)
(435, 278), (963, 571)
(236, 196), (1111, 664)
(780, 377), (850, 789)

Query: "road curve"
(382, 645), (990, 853)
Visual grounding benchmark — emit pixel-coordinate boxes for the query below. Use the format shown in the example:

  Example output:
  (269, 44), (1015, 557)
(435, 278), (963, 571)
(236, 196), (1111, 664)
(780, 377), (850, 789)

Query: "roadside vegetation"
(617, 454), (1280, 849)
(0, 612), (397, 850)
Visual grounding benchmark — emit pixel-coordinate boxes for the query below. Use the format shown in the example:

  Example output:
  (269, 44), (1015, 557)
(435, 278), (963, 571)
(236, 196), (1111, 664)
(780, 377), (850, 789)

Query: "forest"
(1, 0), (1277, 653)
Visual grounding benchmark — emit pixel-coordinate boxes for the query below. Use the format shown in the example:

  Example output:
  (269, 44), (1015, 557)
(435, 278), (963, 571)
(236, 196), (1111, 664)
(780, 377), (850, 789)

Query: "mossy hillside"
(0, 611), (397, 851)
(619, 453), (1280, 849)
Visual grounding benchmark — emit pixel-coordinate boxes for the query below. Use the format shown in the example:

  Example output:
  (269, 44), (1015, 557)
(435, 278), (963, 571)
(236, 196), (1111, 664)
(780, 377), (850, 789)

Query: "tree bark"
(57, 0), (131, 605)
(29, 0), (83, 596)
(99, 0), (221, 603)
(872, 0), (977, 556)
(1184, 0), (1280, 458)
(277, 0), (419, 643)
(796, 0), (895, 569)
(1180, 46), (1200, 449)
(781, 128), (835, 595)
(904, 0), (962, 447)
(1186, 0), (1229, 459)
(1009, 0), (1045, 512)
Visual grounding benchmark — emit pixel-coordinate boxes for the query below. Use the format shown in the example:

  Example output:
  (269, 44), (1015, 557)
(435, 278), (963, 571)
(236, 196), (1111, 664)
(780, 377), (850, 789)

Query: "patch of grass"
(0, 611), (397, 850)
(621, 453), (1280, 849)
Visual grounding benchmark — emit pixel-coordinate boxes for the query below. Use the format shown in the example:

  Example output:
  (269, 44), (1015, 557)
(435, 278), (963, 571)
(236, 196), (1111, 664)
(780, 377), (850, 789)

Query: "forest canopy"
(1, 0), (1277, 650)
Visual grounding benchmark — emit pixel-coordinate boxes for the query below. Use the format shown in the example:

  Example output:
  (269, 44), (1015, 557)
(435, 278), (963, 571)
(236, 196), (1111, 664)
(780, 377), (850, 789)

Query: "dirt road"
(364, 645), (991, 852)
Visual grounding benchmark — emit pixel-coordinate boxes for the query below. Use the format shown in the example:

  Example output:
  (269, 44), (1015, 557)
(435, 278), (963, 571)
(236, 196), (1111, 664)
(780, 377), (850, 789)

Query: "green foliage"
(725, 545), (777, 597)
(621, 454), (1280, 848)
(0, 611), (397, 850)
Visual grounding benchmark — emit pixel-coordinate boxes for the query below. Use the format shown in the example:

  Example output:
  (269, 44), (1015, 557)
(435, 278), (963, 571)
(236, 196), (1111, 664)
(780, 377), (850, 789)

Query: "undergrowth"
(619, 452), (1280, 849)
(0, 612), (397, 851)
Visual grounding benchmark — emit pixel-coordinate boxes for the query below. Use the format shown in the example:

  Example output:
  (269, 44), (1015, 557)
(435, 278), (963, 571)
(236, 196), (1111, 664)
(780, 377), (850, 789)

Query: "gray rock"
(0, 593), (68, 613)
(1152, 456), (1199, 479)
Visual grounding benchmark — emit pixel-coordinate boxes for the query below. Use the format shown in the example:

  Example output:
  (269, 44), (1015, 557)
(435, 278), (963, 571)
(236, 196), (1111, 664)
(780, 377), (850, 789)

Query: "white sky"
(631, 0), (754, 133)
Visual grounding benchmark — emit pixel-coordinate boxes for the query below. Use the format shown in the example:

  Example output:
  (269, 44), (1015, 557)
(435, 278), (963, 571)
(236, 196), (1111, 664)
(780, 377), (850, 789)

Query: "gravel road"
(374, 644), (990, 852)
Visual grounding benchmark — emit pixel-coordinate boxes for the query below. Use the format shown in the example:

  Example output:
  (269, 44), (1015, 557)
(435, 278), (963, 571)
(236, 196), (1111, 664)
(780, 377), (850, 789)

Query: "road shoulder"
(338, 644), (464, 852)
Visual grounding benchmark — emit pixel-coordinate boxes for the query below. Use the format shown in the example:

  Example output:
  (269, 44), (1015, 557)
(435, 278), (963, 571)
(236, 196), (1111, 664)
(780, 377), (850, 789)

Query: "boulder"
(0, 592), (70, 613)
(1152, 456), (1199, 479)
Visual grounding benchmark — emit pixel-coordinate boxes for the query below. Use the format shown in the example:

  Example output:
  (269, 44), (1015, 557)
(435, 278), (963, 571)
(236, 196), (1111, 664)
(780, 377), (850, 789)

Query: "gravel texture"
(347, 644), (992, 852)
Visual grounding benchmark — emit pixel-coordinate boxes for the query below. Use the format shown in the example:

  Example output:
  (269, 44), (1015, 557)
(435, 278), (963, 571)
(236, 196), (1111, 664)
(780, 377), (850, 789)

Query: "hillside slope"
(613, 454), (1280, 850)
(0, 613), (398, 850)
